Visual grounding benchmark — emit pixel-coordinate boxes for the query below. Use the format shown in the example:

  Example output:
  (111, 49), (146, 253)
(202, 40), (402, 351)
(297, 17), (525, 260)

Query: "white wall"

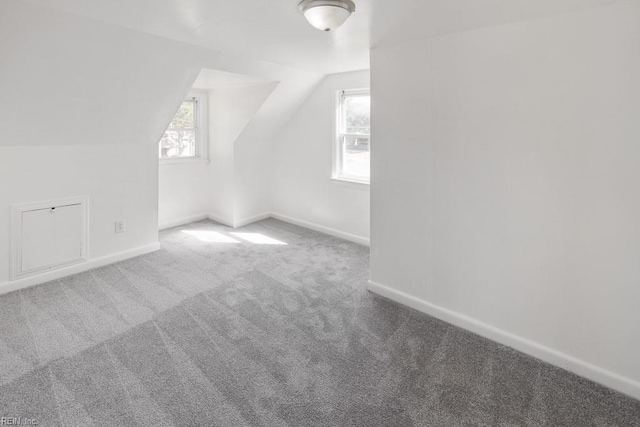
(208, 53), (327, 226)
(0, 1), (215, 289)
(0, 144), (159, 274)
(209, 82), (279, 226)
(162, 63), (323, 230)
(272, 70), (371, 244)
(0, 2), (209, 149)
(370, 1), (640, 398)
(207, 87), (238, 226)
(158, 161), (210, 229)
(1, 2), (325, 291)
(158, 91), (211, 229)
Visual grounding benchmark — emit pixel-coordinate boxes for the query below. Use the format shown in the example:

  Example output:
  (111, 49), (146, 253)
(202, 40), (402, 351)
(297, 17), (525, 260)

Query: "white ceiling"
(19, 0), (627, 75)
(192, 69), (275, 90)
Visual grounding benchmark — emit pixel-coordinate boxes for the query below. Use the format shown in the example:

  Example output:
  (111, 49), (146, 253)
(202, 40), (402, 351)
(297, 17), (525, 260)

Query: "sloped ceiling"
(0, 1), (323, 147)
(0, 0), (214, 147)
(192, 69), (274, 90)
(17, 0), (629, 75)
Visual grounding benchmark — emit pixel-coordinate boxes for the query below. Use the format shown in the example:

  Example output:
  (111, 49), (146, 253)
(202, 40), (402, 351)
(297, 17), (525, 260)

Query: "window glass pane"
(344, 95), (370, 135)
(159, 130), (196, 159)
(342, 135), (370, 179)
(168, 101), (195, 129)
(159, 99), (199, 159)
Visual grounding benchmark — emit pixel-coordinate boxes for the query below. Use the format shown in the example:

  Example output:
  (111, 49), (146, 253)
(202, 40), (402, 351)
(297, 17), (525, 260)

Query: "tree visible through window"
(335, 89), (370, 182)
(159, 99), (198, 159)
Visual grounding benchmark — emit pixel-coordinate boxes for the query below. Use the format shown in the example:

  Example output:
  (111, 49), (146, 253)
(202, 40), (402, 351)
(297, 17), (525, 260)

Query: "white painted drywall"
(0, 1), (211, 148)
(272, 70), (371, 244)
(207, 87), (237, 226)
(187, 61), (324, 228)
(0, 1), (216, 287)
(207, 54), (326, 226)
(207, 82), (279, 226)
(158, 160), (210, 229)
(0, 144), (159, 284)
(0, 2), (325, 289)
(370, 0), (640, 397)
(158, 91), (211, 229)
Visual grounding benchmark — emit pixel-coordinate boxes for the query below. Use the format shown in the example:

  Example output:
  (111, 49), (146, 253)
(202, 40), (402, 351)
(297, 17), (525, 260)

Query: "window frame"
(159, 92), (208, 163)
(333, 88), (371, 185)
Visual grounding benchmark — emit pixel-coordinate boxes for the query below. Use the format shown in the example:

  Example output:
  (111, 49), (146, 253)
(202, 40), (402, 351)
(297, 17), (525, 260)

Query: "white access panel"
(21, 207), (57, 272)
(12, 197), (88, 279)
(53, 204), (84, 266)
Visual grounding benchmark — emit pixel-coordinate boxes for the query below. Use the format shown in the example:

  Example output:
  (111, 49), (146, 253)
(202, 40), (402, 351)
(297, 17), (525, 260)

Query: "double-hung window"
(334, 88), (370, 183)
(159, 98), (199, 160)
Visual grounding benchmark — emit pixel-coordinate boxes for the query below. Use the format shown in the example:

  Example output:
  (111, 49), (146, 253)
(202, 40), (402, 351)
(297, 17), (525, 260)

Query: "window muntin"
(336, 89), (370, 183)
(159, 99), (198, 159)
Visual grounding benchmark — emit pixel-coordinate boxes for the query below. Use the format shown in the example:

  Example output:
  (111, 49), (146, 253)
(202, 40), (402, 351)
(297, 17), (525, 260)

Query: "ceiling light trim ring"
(298, 0), (356, 15)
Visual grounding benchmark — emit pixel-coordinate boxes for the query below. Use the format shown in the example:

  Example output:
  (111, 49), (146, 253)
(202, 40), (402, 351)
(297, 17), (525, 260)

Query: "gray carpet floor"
(1, 218), (639, 426)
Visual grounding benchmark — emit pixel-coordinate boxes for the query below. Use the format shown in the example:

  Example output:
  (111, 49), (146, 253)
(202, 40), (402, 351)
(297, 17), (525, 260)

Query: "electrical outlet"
(115, 220), (126, 234)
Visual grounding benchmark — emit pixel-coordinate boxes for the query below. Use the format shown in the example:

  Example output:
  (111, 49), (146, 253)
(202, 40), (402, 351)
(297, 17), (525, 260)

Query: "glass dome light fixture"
(298, 0), (356, 32)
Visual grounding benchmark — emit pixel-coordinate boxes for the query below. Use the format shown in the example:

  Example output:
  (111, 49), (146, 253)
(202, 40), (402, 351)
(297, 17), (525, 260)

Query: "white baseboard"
(0, 242), (161, 297)
(159, 213), (209, 230)
(366, 280), (640, 401)
(271, 212), (370, 246)
(206, 212), (370, 247)
(207, 213), (234, 228)
(206, 212), (270, 229)
(234, 212), (271, 228)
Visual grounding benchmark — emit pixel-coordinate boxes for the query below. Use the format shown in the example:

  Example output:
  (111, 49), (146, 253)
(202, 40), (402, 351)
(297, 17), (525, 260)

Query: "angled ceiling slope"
(0, 0), (215, 148)
(17, 0), (630, 75)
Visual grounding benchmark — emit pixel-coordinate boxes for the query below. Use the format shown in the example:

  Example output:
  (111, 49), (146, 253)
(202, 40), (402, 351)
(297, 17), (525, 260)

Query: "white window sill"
(330, 176), (370, 190)
(159, 157), (209, 165)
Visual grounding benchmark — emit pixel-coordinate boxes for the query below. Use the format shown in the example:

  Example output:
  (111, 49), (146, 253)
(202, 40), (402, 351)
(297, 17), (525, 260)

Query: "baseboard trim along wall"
(159, 213), (210, 230)
(271, 212), (370, 246)
(206, 212), (272, 229)
(206, 213), (234, 228)
(0, 242), (161, 297)
(192, 211), (369, 246)
(366, 279), (640, 401)
(234, 212), (271, 228)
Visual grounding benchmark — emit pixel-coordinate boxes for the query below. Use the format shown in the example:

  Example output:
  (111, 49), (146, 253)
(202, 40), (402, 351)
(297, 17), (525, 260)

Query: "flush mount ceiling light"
(299, 0), (356, 32)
